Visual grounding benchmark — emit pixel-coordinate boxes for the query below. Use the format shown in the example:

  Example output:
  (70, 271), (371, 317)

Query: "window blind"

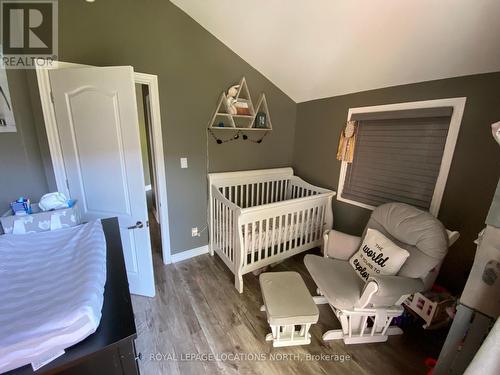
(341, 107), (453, 210)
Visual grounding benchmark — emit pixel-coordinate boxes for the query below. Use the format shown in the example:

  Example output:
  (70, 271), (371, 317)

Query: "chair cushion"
(304, 254), (365, 310)
(364, 203), (448, 278)
(259, 272), (319, 326)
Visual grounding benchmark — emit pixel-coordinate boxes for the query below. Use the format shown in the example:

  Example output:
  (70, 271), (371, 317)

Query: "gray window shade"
(342, 108), (453, 210)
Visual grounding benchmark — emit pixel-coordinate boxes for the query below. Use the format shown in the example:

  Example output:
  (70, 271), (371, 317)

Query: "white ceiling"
(171, 0), (500, 103)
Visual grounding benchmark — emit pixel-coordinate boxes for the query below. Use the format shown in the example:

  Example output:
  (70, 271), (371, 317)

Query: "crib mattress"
(243, 220), (321, 254)
(0, 220), (106, 373)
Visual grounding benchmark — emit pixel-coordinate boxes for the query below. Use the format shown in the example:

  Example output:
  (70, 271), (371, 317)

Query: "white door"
(49, 66), (155, 297)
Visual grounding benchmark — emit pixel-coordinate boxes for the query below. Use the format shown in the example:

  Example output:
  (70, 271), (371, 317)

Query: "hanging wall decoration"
(336, 120), (358, 163)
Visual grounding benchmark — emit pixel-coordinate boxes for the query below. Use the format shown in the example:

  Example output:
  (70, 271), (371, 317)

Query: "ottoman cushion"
(260, 272), (319, 326)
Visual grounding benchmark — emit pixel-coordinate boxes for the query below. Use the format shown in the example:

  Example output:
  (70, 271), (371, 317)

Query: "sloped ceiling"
(170, 0), (500, 103)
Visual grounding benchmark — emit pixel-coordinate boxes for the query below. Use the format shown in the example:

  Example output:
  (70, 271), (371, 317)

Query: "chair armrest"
(367, 275), (424, 298)
(323, 229), (361, 260)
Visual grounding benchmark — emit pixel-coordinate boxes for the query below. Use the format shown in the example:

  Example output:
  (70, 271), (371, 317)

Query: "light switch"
(180, 157), (188, 169)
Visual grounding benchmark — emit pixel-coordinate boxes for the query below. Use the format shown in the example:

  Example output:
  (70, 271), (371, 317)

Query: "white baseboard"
(171, 245), (208, 263)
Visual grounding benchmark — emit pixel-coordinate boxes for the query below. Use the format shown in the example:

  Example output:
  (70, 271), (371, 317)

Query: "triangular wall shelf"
(209, 77), (272, 131)
(253, 94), (272, 130)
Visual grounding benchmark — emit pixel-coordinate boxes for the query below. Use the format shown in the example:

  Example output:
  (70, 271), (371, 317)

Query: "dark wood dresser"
(6, 218), (139, 375)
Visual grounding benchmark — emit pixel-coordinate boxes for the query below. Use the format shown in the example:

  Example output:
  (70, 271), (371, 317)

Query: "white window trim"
(337, 97), (466, 217)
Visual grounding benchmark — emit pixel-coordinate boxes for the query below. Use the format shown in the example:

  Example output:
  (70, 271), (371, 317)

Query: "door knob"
(127, 221), (144, 230)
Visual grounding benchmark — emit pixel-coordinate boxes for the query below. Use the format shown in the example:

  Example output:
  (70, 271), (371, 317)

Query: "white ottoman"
(260, 272), (319, 347)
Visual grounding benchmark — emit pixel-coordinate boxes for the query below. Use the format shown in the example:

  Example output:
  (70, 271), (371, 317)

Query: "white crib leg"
(235, 272), (243, 293)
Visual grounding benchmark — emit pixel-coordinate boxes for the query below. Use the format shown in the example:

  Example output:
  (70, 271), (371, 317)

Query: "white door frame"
(36, 62), (172, 264)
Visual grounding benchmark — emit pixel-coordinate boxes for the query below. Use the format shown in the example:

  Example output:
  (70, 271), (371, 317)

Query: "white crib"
(209, 168), (335, 293)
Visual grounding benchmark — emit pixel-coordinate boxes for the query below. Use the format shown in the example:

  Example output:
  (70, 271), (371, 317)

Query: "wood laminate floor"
(132, 220), (446, 375)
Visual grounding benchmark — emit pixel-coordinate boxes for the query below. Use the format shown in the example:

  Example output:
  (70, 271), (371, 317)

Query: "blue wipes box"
(10, 197), (32, 215)
(0, 201), (81, 235)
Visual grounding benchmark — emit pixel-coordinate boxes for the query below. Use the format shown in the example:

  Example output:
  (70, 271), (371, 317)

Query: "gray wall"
(0, 70), (49, 211)
(293, 72), (500, 293)
(58, 0), (296, 254)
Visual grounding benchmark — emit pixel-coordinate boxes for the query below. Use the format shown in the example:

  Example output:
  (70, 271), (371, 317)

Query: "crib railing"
(238, 195), (330, 273)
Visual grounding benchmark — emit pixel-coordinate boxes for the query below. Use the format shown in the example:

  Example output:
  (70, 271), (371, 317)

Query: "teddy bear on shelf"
(225, 84), (239, 115)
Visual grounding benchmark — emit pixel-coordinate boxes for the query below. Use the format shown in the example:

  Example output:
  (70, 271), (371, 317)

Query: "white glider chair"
(305, 202), (459, 344)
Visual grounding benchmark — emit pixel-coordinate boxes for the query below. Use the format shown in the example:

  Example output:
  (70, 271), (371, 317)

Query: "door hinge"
(50, 91), (54, 103)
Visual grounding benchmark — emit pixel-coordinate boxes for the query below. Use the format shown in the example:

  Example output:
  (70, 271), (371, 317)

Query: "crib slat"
(270, 181), (275, 204)
(225, 205), (228, 255)
(314, 206), (320, 241)
(231, 209), (234, 261)
(288, 213), (294, 251)
(309, 207), (318, 241)
(277, 214), (283, 254)
(318, 205), (323, 240)
(224, 205), (228, 256)
(264, 218), (270, 259)
(213, 198), (217, 250)
(210, 197), (214, 252)
(229, 209), (233, 262)
(251, 221), (256, 264)
(226, 206), (230, 257)
(308, 207), (315, 243)
(319, 205), (326, 236)
(304, 208), (310, 245)
(226, 205), (229, 256)
(269, 217), (276, 257)
(250, 183), (254, 207)
(257, 220), (263, 262)
(220, 203), (226, 252)
(217, 200), (221, 251)
(242, 223), (250, 265)
(246, 184), (250, 208)
(215, 199), (218, 250)
(222, 204), (226, 255)
(298, 209), (306, 246)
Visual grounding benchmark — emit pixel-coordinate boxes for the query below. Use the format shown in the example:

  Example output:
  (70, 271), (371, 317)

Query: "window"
(337, 98), (466, 216)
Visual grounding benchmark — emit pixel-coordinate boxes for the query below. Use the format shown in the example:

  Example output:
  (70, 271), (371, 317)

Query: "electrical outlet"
(191, 227), (198, 237)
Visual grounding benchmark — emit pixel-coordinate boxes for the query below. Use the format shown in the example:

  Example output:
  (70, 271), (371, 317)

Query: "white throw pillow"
(349, 228), (410, 281)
